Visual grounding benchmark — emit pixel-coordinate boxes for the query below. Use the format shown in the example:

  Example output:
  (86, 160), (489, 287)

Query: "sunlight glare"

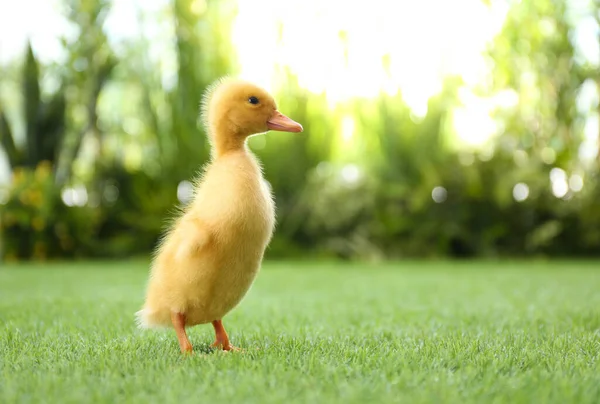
(513, 183), (529, 202)
(431, 186), (448, 203)
(341, 115), (355, 143)
(550, 168), (569, 198)
(453, 90), (498, 147)
(232, 0), (508, 121)
(569, 174), (584, 192)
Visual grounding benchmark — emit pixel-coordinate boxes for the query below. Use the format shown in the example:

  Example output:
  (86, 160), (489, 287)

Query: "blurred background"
(0, 0), (598, 262)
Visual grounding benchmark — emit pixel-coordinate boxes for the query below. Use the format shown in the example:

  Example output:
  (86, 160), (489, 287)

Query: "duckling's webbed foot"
(171, 311), (193, 354)
(211, 319), (241, 351)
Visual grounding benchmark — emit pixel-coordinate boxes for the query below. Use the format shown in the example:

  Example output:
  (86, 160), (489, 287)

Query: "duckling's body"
(137, 78), (302, 353)
(140, 150), (274, 327)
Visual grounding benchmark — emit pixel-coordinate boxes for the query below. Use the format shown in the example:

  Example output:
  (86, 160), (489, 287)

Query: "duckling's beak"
(267, 111), (303, 133)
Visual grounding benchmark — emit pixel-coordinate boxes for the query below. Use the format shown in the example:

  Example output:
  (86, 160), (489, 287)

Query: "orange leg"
(171, 312), (193, 354)
(211, 320), (240, 351)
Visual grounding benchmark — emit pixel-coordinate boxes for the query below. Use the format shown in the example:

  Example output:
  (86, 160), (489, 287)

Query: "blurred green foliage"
(0, 163), (100, 260)
(0, 0), (599, 261)
(0, 43), (66, 171)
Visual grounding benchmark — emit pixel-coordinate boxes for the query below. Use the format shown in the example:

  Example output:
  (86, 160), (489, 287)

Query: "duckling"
(136, 77), (303, 353)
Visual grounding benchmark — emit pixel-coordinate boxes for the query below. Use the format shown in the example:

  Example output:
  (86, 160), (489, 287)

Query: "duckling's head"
(201, 78), (303, 156)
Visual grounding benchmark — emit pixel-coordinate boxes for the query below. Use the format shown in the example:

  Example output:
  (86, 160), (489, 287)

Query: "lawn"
(1, 260), (599, 404)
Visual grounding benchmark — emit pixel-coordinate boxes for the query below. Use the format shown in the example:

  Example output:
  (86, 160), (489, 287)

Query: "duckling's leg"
(211, 320), (240, 351)
(171, 312), (193, 353)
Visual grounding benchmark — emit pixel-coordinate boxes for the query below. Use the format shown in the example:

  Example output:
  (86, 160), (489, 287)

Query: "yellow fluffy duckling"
(136, 78), (303, 353)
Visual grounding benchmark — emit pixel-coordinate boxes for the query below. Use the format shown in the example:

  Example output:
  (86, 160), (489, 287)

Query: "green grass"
(1, 260), (599, 404)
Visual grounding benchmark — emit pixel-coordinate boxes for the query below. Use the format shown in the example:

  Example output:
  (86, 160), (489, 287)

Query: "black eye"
(248, 96), (259, 105)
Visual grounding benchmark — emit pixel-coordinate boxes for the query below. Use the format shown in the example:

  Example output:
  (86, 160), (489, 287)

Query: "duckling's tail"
(135, 308), (167, 329)
(135, 308), (151, 329)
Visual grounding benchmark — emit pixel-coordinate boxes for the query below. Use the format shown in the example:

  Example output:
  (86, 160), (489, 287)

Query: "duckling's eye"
(248, 96), (259, 105)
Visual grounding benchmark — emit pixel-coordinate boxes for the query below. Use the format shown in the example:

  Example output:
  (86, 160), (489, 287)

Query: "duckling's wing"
(174, 218), (211, 261)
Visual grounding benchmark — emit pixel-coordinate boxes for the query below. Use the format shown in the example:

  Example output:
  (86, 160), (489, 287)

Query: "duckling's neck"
(210, 122), (248, 159)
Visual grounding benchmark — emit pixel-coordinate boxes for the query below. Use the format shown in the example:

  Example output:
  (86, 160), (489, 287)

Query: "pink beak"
(267, 111), (303, 133)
